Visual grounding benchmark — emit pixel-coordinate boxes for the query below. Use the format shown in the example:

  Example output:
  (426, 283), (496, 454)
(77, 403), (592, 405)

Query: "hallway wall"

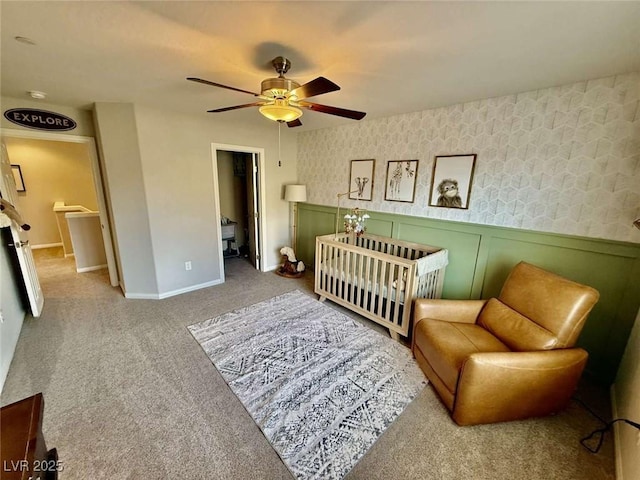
(4, 137), (98, 247)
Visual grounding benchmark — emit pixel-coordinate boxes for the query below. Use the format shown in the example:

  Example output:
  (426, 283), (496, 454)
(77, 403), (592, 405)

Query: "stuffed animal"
(277, 246), (305, 277)
(0, 198), (30, 230)
(436, 179), (463, 208)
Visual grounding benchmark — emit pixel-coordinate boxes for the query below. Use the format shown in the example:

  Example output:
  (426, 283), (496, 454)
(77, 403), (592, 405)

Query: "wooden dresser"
(1, 393), (59, 480)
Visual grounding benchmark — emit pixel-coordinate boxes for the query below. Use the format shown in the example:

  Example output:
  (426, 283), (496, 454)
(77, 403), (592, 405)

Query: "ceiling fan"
(187, 56), (366, 127)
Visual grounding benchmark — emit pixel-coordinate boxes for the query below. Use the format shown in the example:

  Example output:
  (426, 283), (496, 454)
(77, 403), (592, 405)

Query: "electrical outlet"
(185, 261), (192, 271)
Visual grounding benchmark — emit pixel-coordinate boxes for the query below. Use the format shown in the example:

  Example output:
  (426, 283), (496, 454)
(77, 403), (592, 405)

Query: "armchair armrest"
(452, 348), (588, 425)
(413, 299), (488, 326)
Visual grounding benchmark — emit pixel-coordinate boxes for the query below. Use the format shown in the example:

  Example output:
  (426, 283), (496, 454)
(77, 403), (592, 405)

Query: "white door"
(212, 143), (266, 275)
(0, 141), (44, 317)
(250, 153), (261, 270)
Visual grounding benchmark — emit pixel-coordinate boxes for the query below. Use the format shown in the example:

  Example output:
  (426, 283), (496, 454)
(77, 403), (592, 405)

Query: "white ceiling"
(2, 1), (640, 132)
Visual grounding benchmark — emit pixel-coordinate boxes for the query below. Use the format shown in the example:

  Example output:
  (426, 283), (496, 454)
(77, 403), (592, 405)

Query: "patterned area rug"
(188, 290), (426, 480)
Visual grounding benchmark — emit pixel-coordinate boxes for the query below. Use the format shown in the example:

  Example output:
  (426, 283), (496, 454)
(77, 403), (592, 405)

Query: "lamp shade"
(285, 184), (307, 202)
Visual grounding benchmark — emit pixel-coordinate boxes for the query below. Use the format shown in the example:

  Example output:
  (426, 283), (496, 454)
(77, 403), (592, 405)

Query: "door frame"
(211, 143), (266, 279)
(1, 128), (119, 287)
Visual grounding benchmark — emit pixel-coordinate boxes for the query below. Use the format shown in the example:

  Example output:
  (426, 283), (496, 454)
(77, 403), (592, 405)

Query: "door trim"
(1, 128), (119, 287)
(211, 143), (267, 279)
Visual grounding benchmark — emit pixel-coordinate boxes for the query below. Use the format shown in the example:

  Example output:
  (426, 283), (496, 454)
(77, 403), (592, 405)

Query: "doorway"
(0, 128), (118, 288)
(211, 143), (266, 281)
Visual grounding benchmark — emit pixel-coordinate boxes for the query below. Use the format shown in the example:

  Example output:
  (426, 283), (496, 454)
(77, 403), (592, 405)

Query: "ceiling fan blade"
(299, 101), (366, 120)
(287, 119), (303, 128)
(290, 77), (340, 100)
(187, 77), (260, 97)
(207, 102), (266, 113)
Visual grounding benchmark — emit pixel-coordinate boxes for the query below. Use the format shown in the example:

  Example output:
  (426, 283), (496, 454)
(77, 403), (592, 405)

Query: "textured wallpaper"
(298, 72), (640, 243)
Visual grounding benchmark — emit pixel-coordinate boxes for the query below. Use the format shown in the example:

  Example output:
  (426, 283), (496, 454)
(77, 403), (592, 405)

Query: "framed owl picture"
(429, 154), (476, 209)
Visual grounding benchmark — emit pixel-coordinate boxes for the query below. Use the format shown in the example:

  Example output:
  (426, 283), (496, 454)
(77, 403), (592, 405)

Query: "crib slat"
(385, 263), (394, 322)
(315, 239), (323, 292)
(350, 253), (357, 303)
(371, 258), (379, 313)
(356, 251), (364, 307)
(322, 242), (328, 292)
(324, 243), (330, 292)
(335, 247), (344, 298)
(344, 247), (351, 302)
(334, 245), (341, 296)
(331, 245), (340, 295)
(364, 255), (372, 310)
(323, 243), (329, 294)
(335, 245), (341, 296)
(393, 265), (403, 324)
(378, 260), (387, 318)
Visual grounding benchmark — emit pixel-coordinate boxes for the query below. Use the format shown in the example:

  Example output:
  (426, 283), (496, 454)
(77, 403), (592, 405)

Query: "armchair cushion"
(499, 262), (599, 347)
(415, 318), (510, 394)
(477, 298), (558, 351)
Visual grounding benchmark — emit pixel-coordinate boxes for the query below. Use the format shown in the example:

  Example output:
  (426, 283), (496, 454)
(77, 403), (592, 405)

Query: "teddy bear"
(0, 198), (30, 230)
(276, 246), (305, 277)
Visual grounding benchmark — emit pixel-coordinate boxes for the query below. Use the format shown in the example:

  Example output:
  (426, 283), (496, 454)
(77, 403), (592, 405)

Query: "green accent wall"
(297, 203), (640, 385)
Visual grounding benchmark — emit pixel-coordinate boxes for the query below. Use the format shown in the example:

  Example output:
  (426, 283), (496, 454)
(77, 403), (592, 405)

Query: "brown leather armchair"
(412, 261), (599, 426)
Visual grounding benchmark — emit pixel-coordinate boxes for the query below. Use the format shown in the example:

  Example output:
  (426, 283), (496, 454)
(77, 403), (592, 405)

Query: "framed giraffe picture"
(384, 160), (418, 203)
(348, 159), (375, 201)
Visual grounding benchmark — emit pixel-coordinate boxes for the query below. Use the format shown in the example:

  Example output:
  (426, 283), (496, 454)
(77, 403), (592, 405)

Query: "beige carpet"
(1, 249), (616, 479)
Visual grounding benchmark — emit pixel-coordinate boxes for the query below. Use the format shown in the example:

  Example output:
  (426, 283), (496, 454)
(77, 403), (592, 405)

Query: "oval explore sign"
(4, 108), (77, 131)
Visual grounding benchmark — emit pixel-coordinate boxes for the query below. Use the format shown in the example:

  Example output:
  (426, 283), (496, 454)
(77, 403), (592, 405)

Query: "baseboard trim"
(124, 279), (224, 300)
(31, 242), (63, 250)
(123, 292), (158, 300)
(76, 264), (107, 273)
(64, 253), (75, 258)
(610, 385), (624, 480)
(157, 279), (223, 299)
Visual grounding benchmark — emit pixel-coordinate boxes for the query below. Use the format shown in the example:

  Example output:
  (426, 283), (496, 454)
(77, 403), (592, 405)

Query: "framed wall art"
(11, 164), (26, 192)
(348, 159), (375, 201)
(384, 160), (418, 203)
(428, 154), (476, 209)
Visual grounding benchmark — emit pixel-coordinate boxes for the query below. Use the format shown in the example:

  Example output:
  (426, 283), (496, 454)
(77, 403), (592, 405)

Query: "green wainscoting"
(297, 203), (640, 385)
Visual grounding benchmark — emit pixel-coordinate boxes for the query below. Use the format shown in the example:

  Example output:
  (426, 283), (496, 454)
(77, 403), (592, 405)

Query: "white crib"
(315, 233), (448, 340)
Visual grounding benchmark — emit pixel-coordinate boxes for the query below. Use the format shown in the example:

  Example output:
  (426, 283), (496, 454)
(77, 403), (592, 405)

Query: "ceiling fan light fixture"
(259, 102), (303, 123)
(189, 56), (365, 125)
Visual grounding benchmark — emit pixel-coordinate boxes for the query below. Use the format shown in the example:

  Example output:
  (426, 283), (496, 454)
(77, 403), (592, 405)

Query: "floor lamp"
(284, 184), (307, 254)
